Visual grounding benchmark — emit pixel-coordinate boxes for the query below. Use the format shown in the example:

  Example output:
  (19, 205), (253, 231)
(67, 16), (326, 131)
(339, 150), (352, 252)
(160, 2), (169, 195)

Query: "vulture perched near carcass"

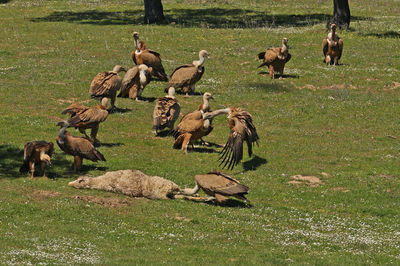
(219, 108), (259, 170)
(131, 32), (168, 82)
(19, 141), (54, 179)
(118, 64), (152, 101)
(258, 38), (291, 79)
(89, 65), (126, 111)
(152, 87), (181, 135)
(171, 92), (215, 152)
(180, 172), (250, 203)
(56, 121), (106, 172)
(171, 107), (229, 154)
(322, 24), (343, 65)
(166, 50), (209, 96)
(61, 98), (109, 145)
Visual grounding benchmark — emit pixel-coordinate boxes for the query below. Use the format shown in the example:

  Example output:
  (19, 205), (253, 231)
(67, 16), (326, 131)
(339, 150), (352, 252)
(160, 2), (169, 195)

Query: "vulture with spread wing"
(258, 38), (291, 79)
(89, 65), (126, 110)
(322, 24), (343, 65)
(56, 121), (106, 172)
(219, 108), (259, 170)
(153, 87), (181, 134)
(20, 141), (54, 179)
(61, 98), (109, 145)
(166, 50), (209, 96)
(180, 172), (249, 203)
(118, 64), (152, 101)
(131, 32), (168, 81)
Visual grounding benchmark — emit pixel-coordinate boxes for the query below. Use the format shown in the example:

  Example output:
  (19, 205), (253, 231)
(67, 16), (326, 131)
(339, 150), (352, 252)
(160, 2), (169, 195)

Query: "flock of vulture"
(19, 24), (343, 203)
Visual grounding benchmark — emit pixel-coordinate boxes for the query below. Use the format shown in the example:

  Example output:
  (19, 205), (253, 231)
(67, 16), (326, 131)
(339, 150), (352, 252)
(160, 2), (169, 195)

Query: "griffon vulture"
(89, 65), (126, 110)
(131, 32), (168, 81)
(219, 108), (259, 170)
(152, 87), (181, 134)
(61, 98), (109, 145)
(322, 24), (343, 65)
(56, 121), (106, 172)
(180, 172), (249, 203)
(19, 141), (54, 179)
(118, 64), (152, 101)
(258, 38), (291, 79)
(166, 50), (209, 96)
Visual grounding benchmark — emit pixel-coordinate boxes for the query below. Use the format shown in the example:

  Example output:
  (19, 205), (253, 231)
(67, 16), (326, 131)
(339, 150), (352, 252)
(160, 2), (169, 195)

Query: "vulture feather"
(19, 141), (54, 179)
(180, 172), (249, 203)
(61, 98), (109, 145)
(322, 24), (343, 65)
(56, 122), (106, 172)
(89, 65), (126, 110)
(153, 87), (181, 134)
(118, 64), (152, 101)
(131, 32), (168, 81)
(166, 50), (209, 96)
(219, 108), (259, 170)
(258, 38), (291, 79)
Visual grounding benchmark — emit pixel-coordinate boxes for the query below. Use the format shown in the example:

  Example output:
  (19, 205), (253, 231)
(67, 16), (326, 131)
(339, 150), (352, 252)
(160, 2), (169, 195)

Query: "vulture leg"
(181, 134), (192, 154)
(129, 86), (138, 100)
(183, 86), (190, 97)
(269, 65), (274, 79)
(279, 68), (284, 79)
(215, 193), (229, 203)
(40, 162), (48, 179)
(73, 156), (82, 172)
(189, 84), (195, 94)
(29, 161), (35, 179)
(79, 128), (91, 141)
(91, 124), (100, 145)
(109, 92), (117, 112)
(334, 57), (338, 66)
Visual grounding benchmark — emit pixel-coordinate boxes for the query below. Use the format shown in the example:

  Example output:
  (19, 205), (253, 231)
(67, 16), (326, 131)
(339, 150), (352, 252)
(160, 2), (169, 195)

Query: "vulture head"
(112, 65), (126, 73)
(100, 98), (109, 108)
(330, 23), (337, 31)
(203, 92), (213, 101)
(132, 32), (139, 40)
(199, 50), (209, 59)
(56, 121), (69, 128)
(167, 87), (176, 98)
(40, 153), (52, 166)
(138, 64), (149, 72)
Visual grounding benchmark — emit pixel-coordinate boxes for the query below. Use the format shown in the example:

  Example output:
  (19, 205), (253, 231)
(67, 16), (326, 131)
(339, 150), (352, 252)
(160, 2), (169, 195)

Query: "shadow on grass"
(108, 107), (132, 114)
(98, 142), (124, 147)
(30, 9), (372, 29)
(191, 147), (219, 154)
(0, 0), (11, 3)
(203, 199), (252, 208)
(242, 155), (267, 171)
(363, 31), (400, 38)
(155, 130), (172, 138)
(247, 81), (292, 93)
(258, 72), (300, 79)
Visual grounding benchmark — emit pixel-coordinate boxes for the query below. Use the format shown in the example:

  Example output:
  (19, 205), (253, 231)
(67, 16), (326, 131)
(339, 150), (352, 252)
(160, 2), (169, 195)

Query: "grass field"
(1, 0), (400, 264)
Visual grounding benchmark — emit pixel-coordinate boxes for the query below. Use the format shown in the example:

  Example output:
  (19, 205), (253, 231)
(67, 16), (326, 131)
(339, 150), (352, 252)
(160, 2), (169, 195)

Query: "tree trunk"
(144, 0), (164, 24)
(329, 0), (350, 29)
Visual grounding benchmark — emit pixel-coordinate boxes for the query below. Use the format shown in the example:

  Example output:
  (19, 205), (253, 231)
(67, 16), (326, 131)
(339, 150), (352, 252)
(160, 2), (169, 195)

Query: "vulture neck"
(281, 41), (288, 53)
(202, 108), (230, 120)
(139, 70), (147, 86)
(134, 38), (141, 53)
(181, 184), (200, 195)
(58, 127), (68, 144)
(39, 151), (47, 161)
(193, 55), (205, 66)
(202, 98), (210, 112)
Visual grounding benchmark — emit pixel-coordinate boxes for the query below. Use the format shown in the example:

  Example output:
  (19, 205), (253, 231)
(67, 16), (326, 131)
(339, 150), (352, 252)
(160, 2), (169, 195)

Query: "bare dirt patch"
(331, 187), (350, 192)
(72, 195), (134, 208)
(288, 175), (323, 187)
(29, 190), (61, 200)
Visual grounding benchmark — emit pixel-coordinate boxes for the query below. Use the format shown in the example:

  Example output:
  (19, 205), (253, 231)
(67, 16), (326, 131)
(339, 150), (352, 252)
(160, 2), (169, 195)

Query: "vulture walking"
(89, 65), (126, 110)
(56, 121), (106, 172)
(180, 172), (249, 203)
(171, 107), (229, 154)
(166, 50), (209, 96)
(171, 92), (215, 153)
(258, 38), (291, 79)
(219, 108), (259, 170)
(118, 64), (152, 101)
(131, 32), (168, 81)
(61, 98), (109, 145)
(19, 141), (54, 179)
(322, 24), (343, 65)
(152, 87), (181, 134)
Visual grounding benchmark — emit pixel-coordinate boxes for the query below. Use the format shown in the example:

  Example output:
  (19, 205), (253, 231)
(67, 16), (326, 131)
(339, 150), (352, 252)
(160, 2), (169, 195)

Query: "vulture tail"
(173, 135), (185, 149)
(258, 61), (268, 68)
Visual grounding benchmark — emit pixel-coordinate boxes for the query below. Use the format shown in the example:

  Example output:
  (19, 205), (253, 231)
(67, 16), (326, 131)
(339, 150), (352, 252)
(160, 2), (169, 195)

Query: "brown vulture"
(166, 50), (209, 96)
(258, 38), (291, 79)
(131, 32), (168, 81)
(19, 141), (54, 179)
(171, 93), (216, 153)
(322, 24), (343, 65)
(89, 65), (126, 111)
(61, 98), (109, 145)
(219, 108), (259, 170)
(152, 87), (181, 134)
(56, 121), (106, 172)
(180, 172), (249, 203)
(118, 64), (152, 101)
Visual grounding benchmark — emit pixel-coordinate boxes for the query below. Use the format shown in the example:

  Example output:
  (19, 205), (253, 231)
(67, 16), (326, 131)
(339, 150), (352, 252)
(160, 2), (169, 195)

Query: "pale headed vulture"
(258, 38), (291, 79)
(20, 141), (54, 179)
(153, 87), (181, 134)
(322, 24), (343, 65)
(118, 64), (152, 101)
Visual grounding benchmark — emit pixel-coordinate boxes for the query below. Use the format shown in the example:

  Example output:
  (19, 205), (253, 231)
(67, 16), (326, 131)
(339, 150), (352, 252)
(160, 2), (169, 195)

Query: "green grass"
(1, 0), (400, 264)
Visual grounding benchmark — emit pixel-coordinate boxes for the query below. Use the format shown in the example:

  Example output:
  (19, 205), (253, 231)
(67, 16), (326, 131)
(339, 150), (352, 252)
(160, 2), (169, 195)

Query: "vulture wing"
(219, 109), (259, 170)
(258, 48), (279, 68)
(195, 172), (249, 196)
(171, 110), (204, 137)
(153, 97), (180, 130)
(322, 38), (329, 56)
(337, 38), (343, 60)
(120, 66), (139, 96)
(167, 64), (198, 88)
(89, 72), (121, 98)
(62, 104), (88, 116)
(68, 135), (106, 162)
(139, 52), (168, 81)
(131, 51), (137, 65)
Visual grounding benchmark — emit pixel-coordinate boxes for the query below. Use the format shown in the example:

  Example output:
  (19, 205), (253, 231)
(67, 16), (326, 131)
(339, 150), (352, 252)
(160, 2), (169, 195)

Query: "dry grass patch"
(288, 175), (323, 187)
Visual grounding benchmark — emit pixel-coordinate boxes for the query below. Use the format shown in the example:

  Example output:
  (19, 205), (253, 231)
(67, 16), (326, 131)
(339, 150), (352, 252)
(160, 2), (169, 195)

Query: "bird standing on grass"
(322, 23), (343, 65)
(258, 38), (291, 79)
(118, 64), (152, 101)
(20, 141), (54, 179)
(153, 87), (181, 135)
